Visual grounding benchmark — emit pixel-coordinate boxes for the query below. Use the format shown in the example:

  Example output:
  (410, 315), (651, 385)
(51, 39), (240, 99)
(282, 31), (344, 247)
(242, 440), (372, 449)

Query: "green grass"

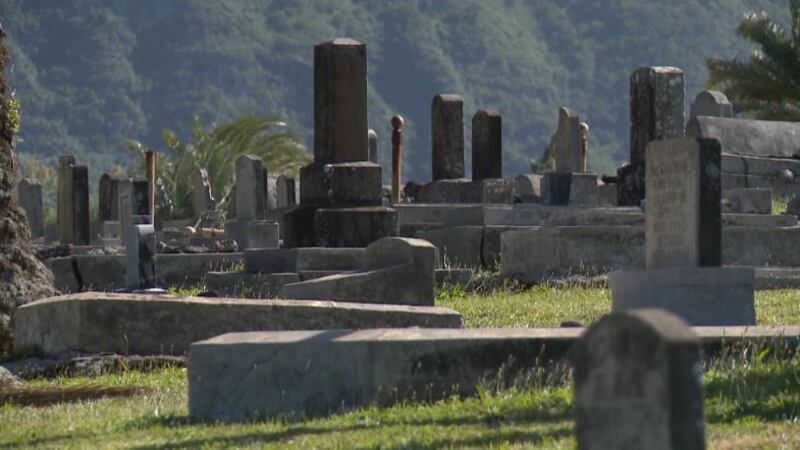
(1, 286), (799, 448)
(438, 285), (800, 328)
(1, 352), (799, 449)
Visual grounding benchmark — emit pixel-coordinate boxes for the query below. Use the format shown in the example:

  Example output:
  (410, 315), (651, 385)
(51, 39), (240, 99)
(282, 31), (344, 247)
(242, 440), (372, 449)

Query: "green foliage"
(128, 115), (310, 220)
(0, 0), (790, 182)
(707, 1), (800, 120)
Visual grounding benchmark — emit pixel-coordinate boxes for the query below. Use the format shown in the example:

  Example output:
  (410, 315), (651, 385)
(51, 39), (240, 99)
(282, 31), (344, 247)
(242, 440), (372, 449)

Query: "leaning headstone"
(620, 66), (685, 205)
(555, 107), (583, 173)
(57, 155), (76, 244)
(432, 94), (464, 181)
(471, 109), (502, 180)
(368, 128), (379, 163)
(572, 309), (705, 450)
(690, 90), (733, 119)
(192, 167), (215, 220)
(71, 165), (90, 245)
(610, 137), (755, 325)
(17, 179), (43, 238)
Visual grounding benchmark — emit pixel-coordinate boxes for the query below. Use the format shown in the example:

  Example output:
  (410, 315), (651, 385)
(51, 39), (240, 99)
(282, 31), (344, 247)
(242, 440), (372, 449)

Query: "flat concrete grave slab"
(205, 272), (300, 298)
(13, 292), (463, 356)
(189, 325), (800, 421)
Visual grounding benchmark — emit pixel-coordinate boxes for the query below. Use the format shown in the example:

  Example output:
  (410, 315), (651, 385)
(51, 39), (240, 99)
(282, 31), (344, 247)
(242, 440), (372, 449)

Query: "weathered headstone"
(646, 138), (721, 268)
(98, 173), (119, 221)
(555, 107), (583, 173)
(118, 179), (133, 246)
(610, 137), (756, 325)
(579, 122), (589, 172)
(368, 128), (379, 163)
(17, 179), (43, 238)
(432, 94), (464, 181)
(572, 309), (705, 450)
(690, 90), (733, 119)
(314, 38), (368, 163)
(471, 109), (502, 180)
(192, 167), (215, 219)
(57, 155), (76, 244)
(71, 165), (90, 245)
(620, 66), (685, 205)
(391, 115), (404, 204)
(235, 155), (266, 221)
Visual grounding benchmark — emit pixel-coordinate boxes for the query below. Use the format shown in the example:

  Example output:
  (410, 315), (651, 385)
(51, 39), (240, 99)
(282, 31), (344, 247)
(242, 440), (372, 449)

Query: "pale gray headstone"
(234, 155), (266, 221)
(690, 90), (733, 119)
(368, 129), (379, 163)
(192, 167), (215, 219)
(645, 138), (721, 269)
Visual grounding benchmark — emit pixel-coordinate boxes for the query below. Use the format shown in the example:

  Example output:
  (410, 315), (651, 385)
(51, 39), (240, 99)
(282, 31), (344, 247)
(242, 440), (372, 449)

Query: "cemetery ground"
(1, 282), (799, 448)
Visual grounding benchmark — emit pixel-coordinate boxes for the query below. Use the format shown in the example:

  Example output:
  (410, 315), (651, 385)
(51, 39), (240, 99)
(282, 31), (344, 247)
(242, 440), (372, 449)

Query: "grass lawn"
(1, 286), (799, 448)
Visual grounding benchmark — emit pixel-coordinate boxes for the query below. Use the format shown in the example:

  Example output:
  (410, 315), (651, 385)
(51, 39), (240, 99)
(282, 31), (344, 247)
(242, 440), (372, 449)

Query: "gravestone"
(432, 94), (464, 180)
(192, 167), (215, 219)
(276, 175), (296, 209)
(71, 165), (90, 245)
(235, 155), (266, 221)
(125, 215), (156, 290)
(118, 179), (133, 250)
(132, 180), (150, 216)
(98, 174), (119, 221)
(286, 38), (396, 247)
(57, 155), (76, 244)
(17, 179), (43, 238)
(690, 90), (733, 119)
(368, 129), (378, 163)
(471, 109), (502, 180)
(620, 66), (685, 205)
(572, 309), (705, 450)
(646, 138), (721, 268)
(515, 174), (542, 202)
(555, 107), (583, 173)
(610, 137), (755, 325)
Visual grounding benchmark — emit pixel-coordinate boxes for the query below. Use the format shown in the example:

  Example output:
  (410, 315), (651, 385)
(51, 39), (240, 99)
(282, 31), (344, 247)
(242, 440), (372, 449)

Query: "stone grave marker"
(610, 137), (755, 325)
(57, 155), (75, 244)
(555, 107), (583, 173)
(125, 215), (156, 290)
(192, 167), (215, 219)
(368, 128), (378, 163)
(471, 109), (502, 180)
(690, 90), (733, 119)
(235, 155), (266, 221)
(276, 174), (296, 209)
(71, 165), (90, 245)
(98, 173), (119, 221)
(17, 179), (43, 238)
(572, 309), (705, 450)
(432, 94), (464, 181)
(132, 180), (150, 216)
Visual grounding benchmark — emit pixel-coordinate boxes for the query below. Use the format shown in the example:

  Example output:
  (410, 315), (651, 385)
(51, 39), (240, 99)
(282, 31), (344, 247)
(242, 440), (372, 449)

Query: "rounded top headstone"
(432, 94), (464, 105)
(321, 37), (364, 46)
(695, 90), (730, 104)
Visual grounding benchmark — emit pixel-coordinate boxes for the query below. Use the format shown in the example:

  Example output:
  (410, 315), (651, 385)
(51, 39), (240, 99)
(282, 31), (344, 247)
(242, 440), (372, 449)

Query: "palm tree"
(128, 115), (311, 220)
(707, 1), (800, 121)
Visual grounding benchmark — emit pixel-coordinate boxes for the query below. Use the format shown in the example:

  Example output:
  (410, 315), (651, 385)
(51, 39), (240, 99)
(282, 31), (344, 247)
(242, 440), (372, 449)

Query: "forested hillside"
(0, 0), (789, 182)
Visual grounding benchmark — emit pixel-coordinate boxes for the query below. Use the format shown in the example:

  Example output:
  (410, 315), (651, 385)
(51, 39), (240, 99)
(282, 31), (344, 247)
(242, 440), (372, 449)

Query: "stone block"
(432, 94), (464, 180)
(235, 155), (266, 221)
(225, 220), (279, 250)
(515, 174), (543, 202)
(598, 184), (618, 206)
(687, 116), (800, 159)
(554, 107), (583, 173)
(244, 247), (365, 273)
(572, 309), (704, 450)
(299, 161), (382, 207)
(609, 267), (756, 326)
(17, 179), (44, 238)
(14, 292), (463, 356)
(187, 328), (573, 421)
(471, 109), (502, 180)
(722, 188), (771, 214)
(415, 179), (515, 204)
(315, 206), (397, 247)
(542, 172), (599, 205)
(281, 238), (437, 306)
(205, 272), (300, 298)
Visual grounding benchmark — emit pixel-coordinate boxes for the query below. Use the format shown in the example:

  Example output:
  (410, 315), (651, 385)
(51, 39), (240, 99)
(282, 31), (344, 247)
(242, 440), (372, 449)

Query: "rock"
(0, 30), (55, 352)
(0, 366), (21, 387)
